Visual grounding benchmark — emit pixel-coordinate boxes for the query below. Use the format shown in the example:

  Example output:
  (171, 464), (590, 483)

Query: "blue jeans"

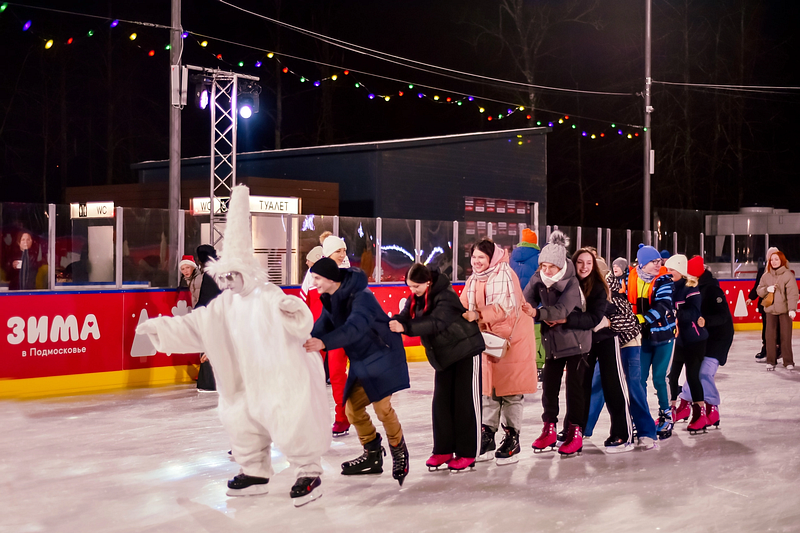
(640, 339), (674, 413)
(679, 358), (721, 405)
(585, 345), (657, 440)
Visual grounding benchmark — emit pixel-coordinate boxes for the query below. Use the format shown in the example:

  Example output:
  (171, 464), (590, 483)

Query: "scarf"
(464, 246), (517, 314)
(636, 264), (657, 284)
(541, 262), (567, 288)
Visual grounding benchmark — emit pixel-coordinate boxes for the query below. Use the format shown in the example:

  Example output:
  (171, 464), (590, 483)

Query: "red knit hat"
(521, 228), (538, 245)
(179, 255), (196, 269)
(687, 256), (704, 278)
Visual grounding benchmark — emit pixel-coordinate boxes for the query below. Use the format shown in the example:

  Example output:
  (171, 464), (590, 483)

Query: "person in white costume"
(136, 185), (330, 507)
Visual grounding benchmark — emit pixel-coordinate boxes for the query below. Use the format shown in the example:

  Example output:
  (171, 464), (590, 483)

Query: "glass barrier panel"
(339, 217), (377, 280)
(54, 204), (115, 288)
(0, 202), (50, 291)
(766, 235), (800, 269)
(675, 232), (701, 260)
(578, 226), (599, 254)
(732, 234), (764, 278)
(122, 207), (172, 288)
(184, 212), (206, 259)
(609, 229), (628, 267)
(379, 218), (415, 282)
(420, 219), (455, 279)
(704, 234), (732, 278)
(457, 221), (482, 280)
(551, 225), (578, 256)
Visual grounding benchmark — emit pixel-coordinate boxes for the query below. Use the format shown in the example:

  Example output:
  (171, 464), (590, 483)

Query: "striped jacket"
(626, 267), (676, 345)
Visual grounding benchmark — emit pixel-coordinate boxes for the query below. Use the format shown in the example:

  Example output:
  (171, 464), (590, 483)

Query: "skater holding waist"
(391, 264), (485, 472)
(664, 254), (710, 434)
(626, 244), (677, 439)
(460, 239), (538, 466)
(523, 231), (591, 456)
(305, 258), (411, 486)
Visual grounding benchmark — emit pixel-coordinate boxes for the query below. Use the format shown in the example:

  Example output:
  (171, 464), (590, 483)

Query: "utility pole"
(643, 0), (652, 244)
(168, 0), (182, 286)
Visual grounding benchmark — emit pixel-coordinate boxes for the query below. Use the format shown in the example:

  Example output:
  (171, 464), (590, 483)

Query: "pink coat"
(460, 267), (538, 397)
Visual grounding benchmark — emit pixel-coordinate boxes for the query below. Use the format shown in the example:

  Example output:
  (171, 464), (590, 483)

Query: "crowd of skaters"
(160, 189), (797, 504)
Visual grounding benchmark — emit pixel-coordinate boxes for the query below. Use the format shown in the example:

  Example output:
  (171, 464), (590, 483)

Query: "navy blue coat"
(510, 245), (540, 291)
(311, 268), (410, 403)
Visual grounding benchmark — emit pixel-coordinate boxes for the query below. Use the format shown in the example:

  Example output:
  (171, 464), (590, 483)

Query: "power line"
(215, 0), (634, 98)
(4, 2), (177, 30)
(653, 80), (800, 93)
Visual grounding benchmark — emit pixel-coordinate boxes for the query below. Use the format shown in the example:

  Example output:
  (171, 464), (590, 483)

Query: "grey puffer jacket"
(523, 261), (592, 359)
(757, 266), (799, 316)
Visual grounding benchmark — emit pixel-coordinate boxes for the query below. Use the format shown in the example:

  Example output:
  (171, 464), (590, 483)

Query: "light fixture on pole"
(237, 80), (261, 119)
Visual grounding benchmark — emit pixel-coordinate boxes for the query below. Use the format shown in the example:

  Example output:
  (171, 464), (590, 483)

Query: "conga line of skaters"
(141, 188), (785, 506)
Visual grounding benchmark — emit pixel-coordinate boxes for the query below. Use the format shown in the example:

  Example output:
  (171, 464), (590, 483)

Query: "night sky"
(1, 0), (798, 229)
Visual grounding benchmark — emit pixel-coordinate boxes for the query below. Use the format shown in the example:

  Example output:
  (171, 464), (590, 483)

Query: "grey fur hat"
(612, 257), (628, 272)
(539, 230), (569, 269)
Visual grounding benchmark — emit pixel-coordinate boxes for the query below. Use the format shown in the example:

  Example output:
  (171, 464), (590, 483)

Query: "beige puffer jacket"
(756, 266), (799, 315)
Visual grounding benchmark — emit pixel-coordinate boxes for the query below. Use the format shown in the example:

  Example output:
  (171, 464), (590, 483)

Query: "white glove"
(136, 320), (157, 336)
(593, 316), (610, 332)
(767, 285), (776, 293)
(790, 311), (796, 320)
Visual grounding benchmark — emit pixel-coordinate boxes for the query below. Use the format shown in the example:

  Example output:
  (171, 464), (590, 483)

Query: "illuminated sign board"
(191, 196), (301, 215)
(70, 202), (115, 219)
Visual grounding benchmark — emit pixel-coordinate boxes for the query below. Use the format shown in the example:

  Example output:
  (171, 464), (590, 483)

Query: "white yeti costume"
(137, 185), (331, 481)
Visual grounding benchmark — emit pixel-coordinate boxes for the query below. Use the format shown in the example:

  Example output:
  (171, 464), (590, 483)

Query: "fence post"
(765, 233), (769, 262)
(47, 204), (56, 290)
(115, 207), (123, 289)
(626, 229), (631, 264)
(605, 228), (611, 265)
(730, 233), (735, 277)
(673, 231), (678, 256)
(487, 222), (493, 240)
(285, 215), (294, 285)
(597, 227), (602, 255)
(452, 221), (459, 282)
(700, 232), (705, 260)
(333, 216), (339, 237)
(546, 225), (551, 243)
(376, 217), (382, 283)
(415, 219), (422, 264)
(576, 227), (582, 250)
(532, 201), (539, 241)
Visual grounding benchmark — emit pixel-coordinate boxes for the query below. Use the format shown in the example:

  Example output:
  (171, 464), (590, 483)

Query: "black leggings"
(668, 340), (706, 403)
(432, 354), (482, 458)
(541, 353), (588, 428)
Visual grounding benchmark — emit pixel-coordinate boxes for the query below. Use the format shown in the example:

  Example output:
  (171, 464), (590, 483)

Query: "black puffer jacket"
(395, 271), (485, 371)
(697, 269), (734, 365)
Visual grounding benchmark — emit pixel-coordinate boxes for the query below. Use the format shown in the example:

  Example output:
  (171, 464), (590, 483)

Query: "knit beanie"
(664, 254), (688, 278)
(310, 257), (344, 282)
(520, 228), (538, 245)
(179, 255), (196, 270)
(538, 231), (568, 269)
(322, 235), (347, 257)
(767, 247), (779, 261)
(637, 244), (661, 266)
(687, 256), (705, 278)
(306, 246), (324, 265)
(660, 249), (671, 259)
(196, 244), (218, 266)
(612, 257), (628, 272)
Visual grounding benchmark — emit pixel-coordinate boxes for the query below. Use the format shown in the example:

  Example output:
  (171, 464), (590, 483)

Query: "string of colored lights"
(1, 1), (647, 138)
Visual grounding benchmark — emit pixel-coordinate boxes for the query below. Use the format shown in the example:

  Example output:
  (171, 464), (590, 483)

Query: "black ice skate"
(603, 436), (634, 454)
(226, 471), (270, 497)
(390, 436), (410, 487)
(477, 425), (496, 462)
(495, 425), (521, 466)
(290, 476), (323, 507)
(656, 409), (673, 440)
(341, 433), (385, 475)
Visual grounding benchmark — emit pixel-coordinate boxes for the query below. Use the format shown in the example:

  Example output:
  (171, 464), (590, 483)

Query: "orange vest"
(627, 266), (668, 315)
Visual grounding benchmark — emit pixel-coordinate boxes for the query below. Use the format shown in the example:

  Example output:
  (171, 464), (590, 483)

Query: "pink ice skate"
(687, 403), (709, 434)
(447, 457), (475, 472)
(558, 425), (583, 457)
(332, 421), (350, 437)
(531, 422), (558, 453)
(705, 403), (720, 428)
(673, 398), (691, 422)
(426, 454), (453, 471)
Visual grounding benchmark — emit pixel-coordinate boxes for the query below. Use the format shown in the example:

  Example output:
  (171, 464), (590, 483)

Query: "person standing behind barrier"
(461, 239), (537, 465)
(672, 256), (732, 429)
(6, 231), (39, 291)
(179, 255), (202, 305)
(322, 235), (353, 437)
(749, 247), (780, 363)
(391, 264), (485, 472)
(524, 231), (591, 457)
(195, 245), (222, 392)
(627, 244), (677, 439)
(757, 249), (798, 371)
(664, 254), (709, 434)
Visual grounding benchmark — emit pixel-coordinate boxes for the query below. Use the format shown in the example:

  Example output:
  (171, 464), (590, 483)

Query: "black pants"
(197, 359), (216, 391)
(432, 353), (482, 458)
(541, 353), (588, 428)
(668, 340), (706, 403)
(580, 337), (630, 441)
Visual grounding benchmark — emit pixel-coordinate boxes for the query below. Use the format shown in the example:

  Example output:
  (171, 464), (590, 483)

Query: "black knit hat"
(196, 245), (218, 266)
(310, 257), (344, 282)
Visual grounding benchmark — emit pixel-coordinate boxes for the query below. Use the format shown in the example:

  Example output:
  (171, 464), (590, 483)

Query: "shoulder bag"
(481, 306), (521, 359)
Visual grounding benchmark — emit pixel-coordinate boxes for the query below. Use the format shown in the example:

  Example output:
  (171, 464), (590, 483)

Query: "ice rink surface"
(2, 331), (800, 533)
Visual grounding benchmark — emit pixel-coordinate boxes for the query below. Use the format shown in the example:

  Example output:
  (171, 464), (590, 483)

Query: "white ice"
(2, 331), (800, 533)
